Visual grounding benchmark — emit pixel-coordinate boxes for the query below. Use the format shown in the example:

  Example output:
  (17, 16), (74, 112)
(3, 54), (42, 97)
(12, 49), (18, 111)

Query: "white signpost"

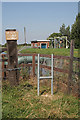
(5, 31), (18, 40)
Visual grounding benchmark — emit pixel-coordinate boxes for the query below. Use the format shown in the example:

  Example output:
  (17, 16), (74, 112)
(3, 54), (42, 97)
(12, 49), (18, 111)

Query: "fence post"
(5, 29), (19, 86)
(2, 54), (7, 79)
(78, 42), (80, 98)
(67, 40), (74, 94)
(32, 54), (35, 77)
(2, 54), (4, 78)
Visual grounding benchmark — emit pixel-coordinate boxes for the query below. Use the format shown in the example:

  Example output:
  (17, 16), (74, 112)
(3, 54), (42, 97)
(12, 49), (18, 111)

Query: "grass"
(20, 48), (78, 57)
(2, 78), (79, 119)
(2, 47), (79, 119)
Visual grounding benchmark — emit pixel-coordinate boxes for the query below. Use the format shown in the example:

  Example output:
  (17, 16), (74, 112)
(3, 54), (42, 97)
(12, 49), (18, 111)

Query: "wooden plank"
(19, 63), (69, 74)
(19, 64), (32, 67)
(54, 67), (69, 73)
(35, 64), (69, 73)
(54, 55), (70, 59)
(40, 54), (51, 58)
(18, 53), (37, 56)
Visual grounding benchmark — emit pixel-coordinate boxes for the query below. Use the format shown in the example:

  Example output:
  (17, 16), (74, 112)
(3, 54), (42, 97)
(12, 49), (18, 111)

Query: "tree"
(65, 26), (70, 41)
(59, 23), (66, 36)
(71, 13), (80, 49)
(47, 33), (62, 40)
(70, 13), (80, 97)
(59, 24), (70, 41)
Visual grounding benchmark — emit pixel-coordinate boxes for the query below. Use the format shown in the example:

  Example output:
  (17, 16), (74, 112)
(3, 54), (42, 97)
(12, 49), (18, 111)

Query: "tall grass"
(2, 79), (79, 119)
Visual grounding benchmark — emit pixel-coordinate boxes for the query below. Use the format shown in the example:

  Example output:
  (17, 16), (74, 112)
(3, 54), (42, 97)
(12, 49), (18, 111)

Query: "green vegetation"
(59, 24), (70, 41)
(2, 79), (79, 119)
(47, 24), (70, 45)
(71, 13), (80, 49)
(0, 44), (2, 47)
(47, 33), (62, 40)
(20, 48), (78, 57)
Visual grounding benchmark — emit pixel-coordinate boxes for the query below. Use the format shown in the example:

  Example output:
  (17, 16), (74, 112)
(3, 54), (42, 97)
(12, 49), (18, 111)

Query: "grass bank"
(20, 48), (78, 57)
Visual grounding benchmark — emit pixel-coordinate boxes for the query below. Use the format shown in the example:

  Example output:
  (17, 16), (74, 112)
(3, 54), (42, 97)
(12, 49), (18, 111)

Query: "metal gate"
(37, 54), (54, 96)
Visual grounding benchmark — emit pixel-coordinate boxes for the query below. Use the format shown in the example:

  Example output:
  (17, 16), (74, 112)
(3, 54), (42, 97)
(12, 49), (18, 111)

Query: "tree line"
(47, 13), (80, 49)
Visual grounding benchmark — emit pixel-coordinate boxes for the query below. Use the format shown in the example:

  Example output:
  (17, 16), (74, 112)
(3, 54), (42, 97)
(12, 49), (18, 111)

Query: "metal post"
(37, 54), (54, 96)
(51, 54), (53, 95)
(38, 54), (40, 96)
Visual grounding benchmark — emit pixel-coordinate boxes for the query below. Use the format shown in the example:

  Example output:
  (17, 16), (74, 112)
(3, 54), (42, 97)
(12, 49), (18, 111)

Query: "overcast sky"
(1, 2), (78, 44)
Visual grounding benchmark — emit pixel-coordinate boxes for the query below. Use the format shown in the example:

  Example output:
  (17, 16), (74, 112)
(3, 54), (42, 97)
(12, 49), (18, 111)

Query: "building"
(31, 40), (50, 48)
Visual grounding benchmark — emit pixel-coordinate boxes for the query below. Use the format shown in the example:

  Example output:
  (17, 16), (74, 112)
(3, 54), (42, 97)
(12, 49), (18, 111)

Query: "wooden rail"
(1, 53), (80, 61)
(1, 53), (80, 78)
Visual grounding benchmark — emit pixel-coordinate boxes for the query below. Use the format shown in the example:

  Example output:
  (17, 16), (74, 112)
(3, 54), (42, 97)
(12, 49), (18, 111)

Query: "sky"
(78, 1), (80, 12)
(2, 2), (78, 44)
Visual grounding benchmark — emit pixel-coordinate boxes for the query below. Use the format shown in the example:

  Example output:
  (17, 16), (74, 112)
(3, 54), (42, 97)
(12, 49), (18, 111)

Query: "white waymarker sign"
(5, 31), (18, 40)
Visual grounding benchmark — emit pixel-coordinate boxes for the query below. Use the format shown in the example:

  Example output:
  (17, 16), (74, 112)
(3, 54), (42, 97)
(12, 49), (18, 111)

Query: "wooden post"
(5, 29), (19, 86)
(4, 64), (6, 79)
(24, 27), (26, 45)
(66, 36), (68, 48)
(32, 54), (35, 77)
(67, 40), (74, 94)
(2, 54), (4, 78)
(2, 54), (6, 79)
